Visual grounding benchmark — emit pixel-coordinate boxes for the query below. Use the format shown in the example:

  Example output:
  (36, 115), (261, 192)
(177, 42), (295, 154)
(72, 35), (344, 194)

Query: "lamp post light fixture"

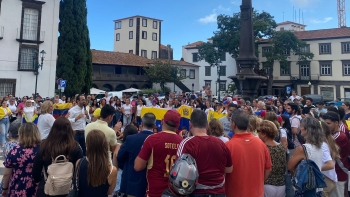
(33, 49), (46, 99)
(308, 81), (312, 94)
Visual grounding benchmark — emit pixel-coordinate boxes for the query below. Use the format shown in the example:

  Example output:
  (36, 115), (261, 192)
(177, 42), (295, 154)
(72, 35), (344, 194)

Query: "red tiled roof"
(277, 21), (306, 26)
(92, 50), (149, 67)
(92, 50), (197, 67)
(184, 41), (204, 49)
(160, 44), (168, 49)
(294, 27), (350, 40)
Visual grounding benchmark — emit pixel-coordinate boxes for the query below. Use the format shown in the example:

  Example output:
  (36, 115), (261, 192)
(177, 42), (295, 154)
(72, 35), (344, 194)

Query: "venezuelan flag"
(53, 103), (71, 119)
(22, 113), (38, 124)
(207, 110), (226, 122)
(141, 105), (193, 131)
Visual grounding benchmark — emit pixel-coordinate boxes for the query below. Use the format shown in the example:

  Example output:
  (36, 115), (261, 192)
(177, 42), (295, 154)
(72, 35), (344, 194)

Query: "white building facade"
(257, 27), (350, 100)
(114, 15), (162, 59)
(0, 0), (59, 97)
(182, 41), (237, 94)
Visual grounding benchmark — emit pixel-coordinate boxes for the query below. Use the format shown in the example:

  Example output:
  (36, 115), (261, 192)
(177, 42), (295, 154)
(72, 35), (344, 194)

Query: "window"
(115, 21), (121, 29)
(142, 18), (147, 27)
(152, 33), (157, 41)
(23, 8), (39, 41)
(116, 33), (120, 41)
(19, 45), (37, 70)
(319, 61), (332, 76)
(192, 53), (198, 62)
(93, 65), (100, 74)
(153, 21), (157, 29)
(262, 62), (271, 74)
(219, 81), (226, 91)
(280, 62), (291, 76)
(320, 87), (334, 101)
(219, 66), (226, 76)
(0, 79), (16, 96)
(129, 31), (133, 39)
(129, 50), (133, 54)
(129, 19), (133, 27)
(283, 49), (290, 56)
(101, 66), (114, 74)
(205, 66), (211, 76)
(262, 47), (272, 57)
(319, 43), (331, 54)
(300, 64), (310, 80)
(343, 61), (350, 76)
(280, 27), (285, 31)
(142, 31), (147, 39)
(342, 42), (350, 54)
(141, 50), (147, 58)
(301, 44), (310, 53)
(151, 51), (157, 59)
(189, 70), (195, 79)
(180, 69), (186, 78)
(204, 80), (211, 87)
(220, 52), (226, 61)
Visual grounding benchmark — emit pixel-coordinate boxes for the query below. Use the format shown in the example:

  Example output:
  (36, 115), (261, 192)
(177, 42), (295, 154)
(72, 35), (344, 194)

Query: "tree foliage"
(143, 61), (187, 90)
(264, 31), (314, 94)
(56, 0), (92, 97)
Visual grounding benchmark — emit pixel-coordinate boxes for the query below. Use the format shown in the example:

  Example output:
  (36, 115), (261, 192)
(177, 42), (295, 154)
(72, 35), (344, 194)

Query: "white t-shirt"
(151, 105), (160, 108)
(137, 105), (144, 116)
(23, 106), (35, 121)
(289, 95), (301, 102)
(37, 113), (56, 139)
(205, 108), (214, 116)
(122, 104), (131, 115)
(217, 136), (229, 143)
(321, 142), (337, 182)
(8, 104), (17, 114)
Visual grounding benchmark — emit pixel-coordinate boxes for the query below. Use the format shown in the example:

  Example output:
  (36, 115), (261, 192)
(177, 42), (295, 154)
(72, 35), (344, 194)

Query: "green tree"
(56, 0), (92, 97)
(143, 60), (187, 90)
(264, 31), (314, 94)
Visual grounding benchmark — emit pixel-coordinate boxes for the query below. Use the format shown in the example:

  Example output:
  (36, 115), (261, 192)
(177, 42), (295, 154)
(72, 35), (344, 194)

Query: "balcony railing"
(0, 27), (4, 39)
(16, 28), (45, 43)
(93, 73), (149, 81)
(290, 74), (319, 81)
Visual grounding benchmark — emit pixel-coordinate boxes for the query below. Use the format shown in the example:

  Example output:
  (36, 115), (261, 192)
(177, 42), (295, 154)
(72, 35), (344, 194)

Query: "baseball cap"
(163, 110), (181, 128)
(232, 101), (238, 105)
(223, 100), (229, 105)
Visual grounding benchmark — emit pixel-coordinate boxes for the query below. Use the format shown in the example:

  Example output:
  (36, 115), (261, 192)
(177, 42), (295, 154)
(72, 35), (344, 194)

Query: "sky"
(87, 0), (350, 60)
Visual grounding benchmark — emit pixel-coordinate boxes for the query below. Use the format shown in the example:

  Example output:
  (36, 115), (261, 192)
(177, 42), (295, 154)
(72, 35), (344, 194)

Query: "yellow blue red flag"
(53, 103), (71, 119)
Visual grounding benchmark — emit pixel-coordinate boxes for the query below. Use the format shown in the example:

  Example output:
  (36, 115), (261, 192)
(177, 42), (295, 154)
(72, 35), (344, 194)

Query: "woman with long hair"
(265, 112), (287, 150)
(288, 117), (334, 197)
(78, 130), (117, 197)
(33, 117), (83, 197)
(8, 98), (17, 123)
(16, 96), (27, 120)
(100, 98), (107, 108)
(194, 98), (203, 110)
(320, 121), (340, 197)
(277, 105), (285, 116)
(37, 101), (56, 140)
(247, 115), (262, 137)
(0, 100), (12, 147)
(2, 123), (41, 197)
(122, 99), (132, 126)
(208, 119), (229, 143)
(257, 120), (286, 197)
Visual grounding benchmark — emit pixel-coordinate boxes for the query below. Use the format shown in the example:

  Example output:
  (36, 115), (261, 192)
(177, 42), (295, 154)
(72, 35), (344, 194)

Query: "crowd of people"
(0, 89), (350, 197)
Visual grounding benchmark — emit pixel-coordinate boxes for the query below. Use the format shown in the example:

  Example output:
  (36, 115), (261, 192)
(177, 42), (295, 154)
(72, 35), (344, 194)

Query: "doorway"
(301, 87), (310, 96)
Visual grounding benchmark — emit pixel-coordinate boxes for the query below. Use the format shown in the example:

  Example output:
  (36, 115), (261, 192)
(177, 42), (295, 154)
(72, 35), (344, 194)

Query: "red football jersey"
(138, 131), (183, 197)
(177, 136), (232, 194)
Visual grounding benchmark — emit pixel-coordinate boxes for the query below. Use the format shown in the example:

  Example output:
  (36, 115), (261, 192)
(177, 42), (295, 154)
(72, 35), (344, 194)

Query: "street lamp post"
(33, 50), (46, 99)
(172, 66), (180, 93)
(217, 66), (221, 101)
(308, 81), (312, 94)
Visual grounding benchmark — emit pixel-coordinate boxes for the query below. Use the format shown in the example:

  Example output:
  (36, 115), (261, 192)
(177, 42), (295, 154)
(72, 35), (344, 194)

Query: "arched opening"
(101, 84), (113, 91)
(92, 84), (98, 88)
(130, 84), (139, 89)
(115, 84), (126, 91)
(141, 84), (150, 89)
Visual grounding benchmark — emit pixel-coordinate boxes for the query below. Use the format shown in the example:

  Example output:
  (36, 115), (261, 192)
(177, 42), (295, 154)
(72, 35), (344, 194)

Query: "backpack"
(274, 128), (282, 143)
(44, 155), (74, 196)
(290, 116), (305, 145)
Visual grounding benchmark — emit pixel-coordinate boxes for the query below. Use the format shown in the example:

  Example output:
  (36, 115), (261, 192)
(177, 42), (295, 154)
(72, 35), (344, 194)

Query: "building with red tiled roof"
(91, 50), (199, 92)
(276, 21), (306, 32)
(257, 27), (350, 99)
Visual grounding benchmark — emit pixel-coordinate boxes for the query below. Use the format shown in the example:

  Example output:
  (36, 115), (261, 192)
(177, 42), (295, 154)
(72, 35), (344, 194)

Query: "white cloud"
(198, 5), (230, 24)
(310, 17), (333, 24)
(198, 13), (218, 24)
(230, 0), (240, 5)
(289, 0), (320, 8)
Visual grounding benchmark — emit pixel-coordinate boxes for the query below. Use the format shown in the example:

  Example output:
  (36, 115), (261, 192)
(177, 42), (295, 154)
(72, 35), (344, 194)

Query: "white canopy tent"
(122, 88), (141, 93)
(90, 88), (105, 94)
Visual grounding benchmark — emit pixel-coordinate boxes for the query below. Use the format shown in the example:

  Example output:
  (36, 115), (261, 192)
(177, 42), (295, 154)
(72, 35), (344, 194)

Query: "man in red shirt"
(177, 110), (232, 195)
(134, 110), (183, 197)
(225, 109), (272, 197)
(323, 111), (350, 197)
